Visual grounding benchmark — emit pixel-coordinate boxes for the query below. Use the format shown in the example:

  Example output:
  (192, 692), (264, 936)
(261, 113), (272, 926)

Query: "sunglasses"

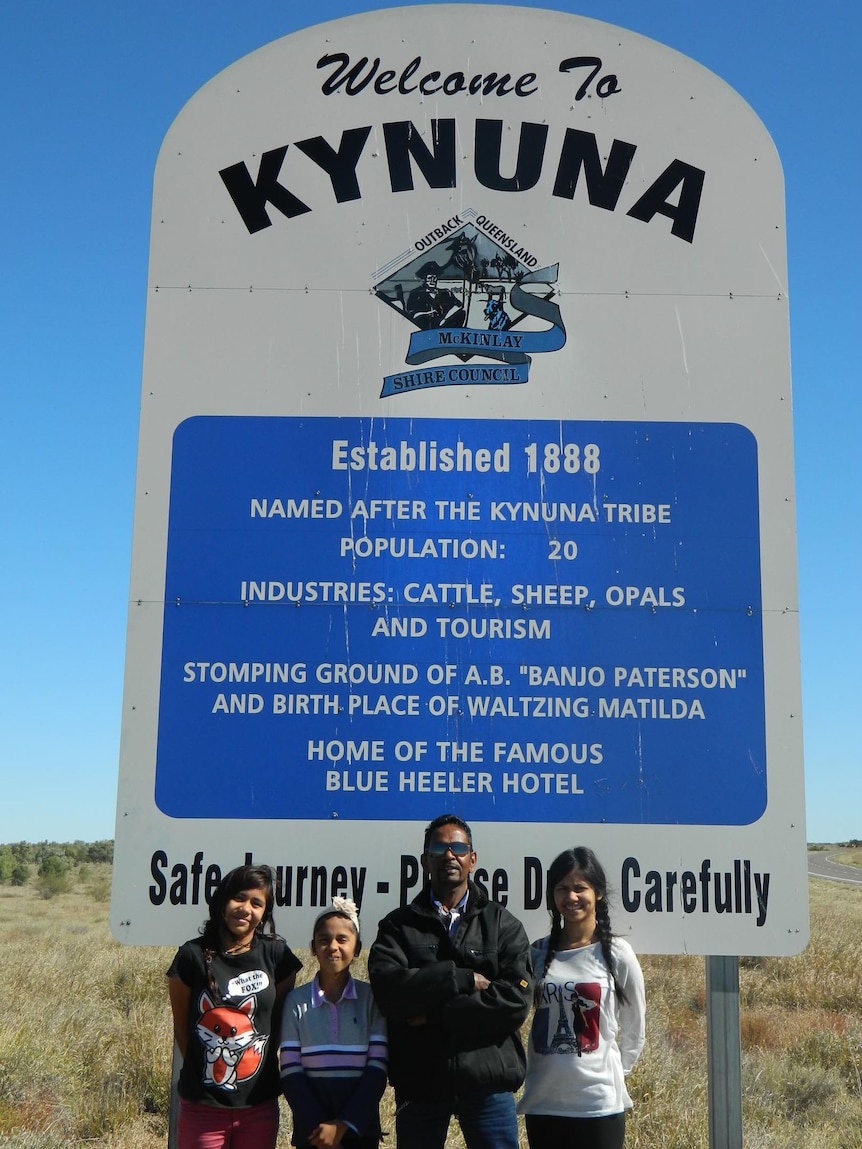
(425, 841), (473, 857)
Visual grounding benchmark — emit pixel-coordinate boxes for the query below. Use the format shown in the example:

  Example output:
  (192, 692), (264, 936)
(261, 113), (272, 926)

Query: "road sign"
(112, 6), (807, 954)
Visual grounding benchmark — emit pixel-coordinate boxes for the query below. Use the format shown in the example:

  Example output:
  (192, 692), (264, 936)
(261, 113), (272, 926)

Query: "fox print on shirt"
(195, 990), (267, 1091)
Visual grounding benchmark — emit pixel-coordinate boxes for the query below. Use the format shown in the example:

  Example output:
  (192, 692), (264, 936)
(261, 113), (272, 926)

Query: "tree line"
(0, 839), (113, 892)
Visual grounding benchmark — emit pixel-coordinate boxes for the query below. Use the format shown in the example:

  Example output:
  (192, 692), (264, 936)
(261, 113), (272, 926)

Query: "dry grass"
(627, 878), (862, 1149)
(0, 870), (860, 1147)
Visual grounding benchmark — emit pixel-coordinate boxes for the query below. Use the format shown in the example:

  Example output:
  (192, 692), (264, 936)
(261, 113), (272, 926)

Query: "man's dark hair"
(423, 813), (473, 852)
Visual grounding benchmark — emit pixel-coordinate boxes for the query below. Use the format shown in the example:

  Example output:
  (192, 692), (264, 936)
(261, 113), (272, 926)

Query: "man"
(405, 262), (466, 329)
(368, 814), (533, 1149)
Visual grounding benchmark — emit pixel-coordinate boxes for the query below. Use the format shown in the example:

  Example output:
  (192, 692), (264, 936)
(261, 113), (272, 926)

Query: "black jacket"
(368, 882), (533, 1101)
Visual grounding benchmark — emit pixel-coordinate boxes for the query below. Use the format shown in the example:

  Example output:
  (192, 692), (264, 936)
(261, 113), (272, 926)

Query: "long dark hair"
(200, 864), (277, 950)
(537, 847), (627, 1005)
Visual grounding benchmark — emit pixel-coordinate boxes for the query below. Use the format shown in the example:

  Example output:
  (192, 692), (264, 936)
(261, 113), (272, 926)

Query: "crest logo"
(374, 210), (565, 397)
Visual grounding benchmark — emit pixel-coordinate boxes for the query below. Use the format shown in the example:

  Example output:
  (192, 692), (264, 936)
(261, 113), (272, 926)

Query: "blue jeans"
(395, 1092), (519, 1149)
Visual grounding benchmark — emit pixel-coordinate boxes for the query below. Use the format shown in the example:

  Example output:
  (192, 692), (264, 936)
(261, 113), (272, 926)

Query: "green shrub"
(36, 871), (70, 899)
(38, 855), (69, 879)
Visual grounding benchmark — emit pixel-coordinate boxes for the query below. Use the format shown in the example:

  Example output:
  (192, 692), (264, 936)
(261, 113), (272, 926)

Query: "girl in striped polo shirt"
(280, 898), (387, 1149)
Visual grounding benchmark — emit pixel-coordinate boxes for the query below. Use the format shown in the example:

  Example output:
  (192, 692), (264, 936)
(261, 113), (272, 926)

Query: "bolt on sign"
(112, 6), (807, 954)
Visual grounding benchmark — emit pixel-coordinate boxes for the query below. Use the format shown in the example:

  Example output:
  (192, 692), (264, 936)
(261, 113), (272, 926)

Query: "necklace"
(224, 936), (254, 955)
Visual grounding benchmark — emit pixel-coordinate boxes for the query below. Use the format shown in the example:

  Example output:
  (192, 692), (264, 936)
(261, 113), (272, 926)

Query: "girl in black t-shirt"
(167, 864), (301, 1149)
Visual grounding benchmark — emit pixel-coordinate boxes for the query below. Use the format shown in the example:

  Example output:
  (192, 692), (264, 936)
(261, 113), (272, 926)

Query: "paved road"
(807, 851), (862, 885)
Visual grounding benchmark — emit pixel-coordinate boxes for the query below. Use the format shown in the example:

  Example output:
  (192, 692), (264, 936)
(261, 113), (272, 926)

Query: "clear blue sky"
(1, 0), (858, 845)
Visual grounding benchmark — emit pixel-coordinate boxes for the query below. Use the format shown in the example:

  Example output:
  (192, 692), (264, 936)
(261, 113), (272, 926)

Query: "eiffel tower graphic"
(549, 996), (578, 1054)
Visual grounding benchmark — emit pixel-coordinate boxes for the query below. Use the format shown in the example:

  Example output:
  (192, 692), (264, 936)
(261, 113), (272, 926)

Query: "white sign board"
(112, 6), (807, 955)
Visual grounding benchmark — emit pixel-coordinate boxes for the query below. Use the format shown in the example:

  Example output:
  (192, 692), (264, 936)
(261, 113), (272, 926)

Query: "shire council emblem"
(374, 209), (566, 398)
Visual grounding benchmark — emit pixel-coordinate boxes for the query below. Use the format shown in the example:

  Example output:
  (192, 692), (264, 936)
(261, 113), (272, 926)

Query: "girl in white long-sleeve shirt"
(518, 848), (645, 1149)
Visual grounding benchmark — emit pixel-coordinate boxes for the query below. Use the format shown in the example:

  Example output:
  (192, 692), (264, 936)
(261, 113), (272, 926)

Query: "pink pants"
(177, 1097), (279, 1149)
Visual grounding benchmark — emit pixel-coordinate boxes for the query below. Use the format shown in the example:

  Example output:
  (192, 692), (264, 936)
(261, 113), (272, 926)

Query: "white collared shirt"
(431, 888), (470, 938)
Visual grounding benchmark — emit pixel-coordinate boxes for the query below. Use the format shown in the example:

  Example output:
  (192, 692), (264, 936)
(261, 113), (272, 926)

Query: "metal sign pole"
(706, 955), (743, 1149)
(168, 1044), (181, 1149)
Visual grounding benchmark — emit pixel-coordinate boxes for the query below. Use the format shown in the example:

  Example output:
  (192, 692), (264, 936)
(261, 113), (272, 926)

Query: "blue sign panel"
(155, 416), (764, 824)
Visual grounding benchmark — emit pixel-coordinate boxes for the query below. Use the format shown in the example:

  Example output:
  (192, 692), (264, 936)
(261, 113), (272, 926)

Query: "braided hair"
(536, 847), (628, 1007)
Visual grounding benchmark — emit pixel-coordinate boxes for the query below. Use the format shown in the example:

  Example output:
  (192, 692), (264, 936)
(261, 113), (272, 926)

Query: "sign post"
(706, 956), (744, 1149)
(113, 6), (806, 962)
